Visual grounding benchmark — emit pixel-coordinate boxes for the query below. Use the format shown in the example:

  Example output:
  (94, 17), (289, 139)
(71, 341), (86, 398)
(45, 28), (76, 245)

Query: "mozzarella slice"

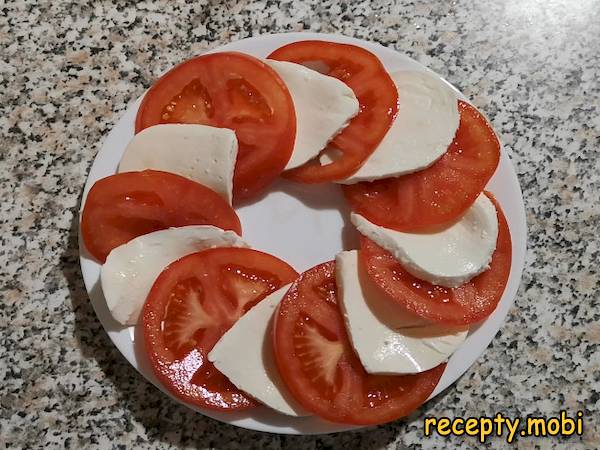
(101, 225), (246, 325)
(265, 60), (359, 170)
(118, 124), (237, 204)
(320, 70), (459, 183)
(351, 193), (499, 288)
(208, 285), (309, 417)
(336, 250), (468, 374)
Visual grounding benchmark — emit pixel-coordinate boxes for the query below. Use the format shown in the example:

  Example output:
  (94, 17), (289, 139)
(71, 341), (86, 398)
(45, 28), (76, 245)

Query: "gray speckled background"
(1, 1), (599, 449)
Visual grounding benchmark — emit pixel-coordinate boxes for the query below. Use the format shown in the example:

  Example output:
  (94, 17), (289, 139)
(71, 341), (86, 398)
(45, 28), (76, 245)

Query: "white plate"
(79, 32), (527, 435)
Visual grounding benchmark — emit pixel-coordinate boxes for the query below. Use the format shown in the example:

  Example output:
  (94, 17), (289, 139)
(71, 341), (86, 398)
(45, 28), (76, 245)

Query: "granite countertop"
(2, 1), (599, 449)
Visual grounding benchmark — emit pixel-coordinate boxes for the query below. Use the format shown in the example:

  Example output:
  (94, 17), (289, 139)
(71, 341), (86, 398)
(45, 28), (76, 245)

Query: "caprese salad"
(80, 38), (512, 427)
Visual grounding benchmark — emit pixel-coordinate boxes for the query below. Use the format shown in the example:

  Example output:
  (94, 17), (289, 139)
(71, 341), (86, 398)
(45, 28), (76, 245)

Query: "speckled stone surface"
(1, 1), (599, 449)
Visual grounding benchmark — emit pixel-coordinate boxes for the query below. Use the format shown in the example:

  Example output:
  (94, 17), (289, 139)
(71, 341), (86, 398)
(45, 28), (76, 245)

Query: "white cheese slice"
(101, 225), (246, 325)
(336, 250), (468, 374)
(118, 124), (237, 204)
(351, 193), (499, 288)
(208, 285), (310, 417)
(265, 60), (359, 170)
(320, 70), (459, 183)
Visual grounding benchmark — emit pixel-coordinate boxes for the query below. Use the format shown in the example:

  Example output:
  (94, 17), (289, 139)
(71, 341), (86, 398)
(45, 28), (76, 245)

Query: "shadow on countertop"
(61, 207), (451, 449)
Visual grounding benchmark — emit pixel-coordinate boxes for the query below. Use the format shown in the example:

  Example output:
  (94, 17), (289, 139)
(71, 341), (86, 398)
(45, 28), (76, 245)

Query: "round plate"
(79, 32), (527, 434)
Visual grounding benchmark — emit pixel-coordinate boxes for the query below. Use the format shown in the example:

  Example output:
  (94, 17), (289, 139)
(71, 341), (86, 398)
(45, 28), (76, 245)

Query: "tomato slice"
(344, 101), (501, 231)
(81, 170), (241, 262)
(268, 41), (398, 183)
(135, 52), (296, 200)
(273, 260), (445, 425)
(360, 192), (512, 325)
(143, 247), (298, 411)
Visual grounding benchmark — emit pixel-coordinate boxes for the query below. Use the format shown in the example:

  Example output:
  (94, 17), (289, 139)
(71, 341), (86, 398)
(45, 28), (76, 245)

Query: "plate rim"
(78, 31), (527, 435)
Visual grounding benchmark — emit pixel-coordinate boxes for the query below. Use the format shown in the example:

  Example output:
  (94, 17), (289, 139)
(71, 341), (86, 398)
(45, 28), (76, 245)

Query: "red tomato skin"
(360, 192), (512, 325)
(143, 248), (299, 411)
(273, 261), (446, 425)
(135, 52), (296, 201)
(344, 101), (501, 232)
(81, 169), (242, 263)
(269, 40), (398, 183)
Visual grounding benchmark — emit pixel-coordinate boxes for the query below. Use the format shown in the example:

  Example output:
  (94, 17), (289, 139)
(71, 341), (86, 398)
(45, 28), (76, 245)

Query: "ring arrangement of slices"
(81, 39), (512, 427)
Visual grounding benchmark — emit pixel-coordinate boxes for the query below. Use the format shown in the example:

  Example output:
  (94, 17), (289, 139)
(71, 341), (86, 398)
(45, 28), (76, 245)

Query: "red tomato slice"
(344, 101), (501, 231)
(268, 41), (398, 183)
(143, 247), (298, 411)
(360, 192), (512, 325)
(135, 52), (296, 200)
(81, 170), (241, 262)
(273, 260), (445, 425)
